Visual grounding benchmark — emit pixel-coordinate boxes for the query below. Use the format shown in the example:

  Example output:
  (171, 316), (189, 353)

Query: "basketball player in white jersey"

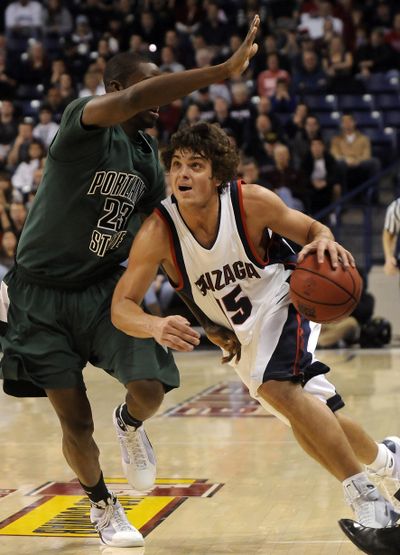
(111, 122), (400, 540)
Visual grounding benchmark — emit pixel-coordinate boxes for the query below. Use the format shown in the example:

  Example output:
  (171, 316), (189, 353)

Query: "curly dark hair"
(161, 122), (239, 188)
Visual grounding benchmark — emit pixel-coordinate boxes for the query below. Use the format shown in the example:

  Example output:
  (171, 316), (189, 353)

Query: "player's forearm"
(382, 229), (396, 261)
(119, 64), (231, 122)
(111, 298), (161, 339)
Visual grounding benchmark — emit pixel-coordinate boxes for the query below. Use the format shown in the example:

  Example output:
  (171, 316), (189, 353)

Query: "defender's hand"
(153, 315), (200, 352)
(205, 324), (241, 364)
(225, 15), (259, 77)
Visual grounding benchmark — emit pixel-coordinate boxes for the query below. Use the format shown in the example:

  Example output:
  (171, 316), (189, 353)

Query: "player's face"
(169, 149), (219, 207)
(126, 62), (161, 128)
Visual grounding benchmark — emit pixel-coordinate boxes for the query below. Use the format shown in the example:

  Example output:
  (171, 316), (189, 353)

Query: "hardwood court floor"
(1, 347), (400, 555)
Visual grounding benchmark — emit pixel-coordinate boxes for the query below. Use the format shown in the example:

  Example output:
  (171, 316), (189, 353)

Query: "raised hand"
(225, 15), (260, 77)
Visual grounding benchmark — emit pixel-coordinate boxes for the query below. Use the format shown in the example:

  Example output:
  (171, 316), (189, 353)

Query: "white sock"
(366, 443), (394, 476)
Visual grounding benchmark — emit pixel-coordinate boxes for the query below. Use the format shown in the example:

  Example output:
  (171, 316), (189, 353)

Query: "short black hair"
(103, 52), (149, 89)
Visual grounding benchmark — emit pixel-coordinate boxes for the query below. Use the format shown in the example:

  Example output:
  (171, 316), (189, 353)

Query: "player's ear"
(107, 80), (122, 93)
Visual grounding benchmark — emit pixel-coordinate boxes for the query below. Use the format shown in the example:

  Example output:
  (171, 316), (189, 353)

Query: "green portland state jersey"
(16, 97), (165, 288)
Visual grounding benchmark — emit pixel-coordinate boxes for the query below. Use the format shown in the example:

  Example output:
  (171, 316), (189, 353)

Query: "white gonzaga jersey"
(157, 181), (296, 346)
(157, 181), (340, 424)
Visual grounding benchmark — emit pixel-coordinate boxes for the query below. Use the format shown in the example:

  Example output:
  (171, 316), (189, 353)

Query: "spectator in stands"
(229, 82), (257, 147)
(257, 52), (290, 98)
(132, 11), (162, 48)
(58, 72), (76, 106)
(265, 144), (308, 211)
(301, 136), (342, 217)
(270, 78), (297, 113)
(0, 51), (17, 100)
(43, 0), (73, 39)
(330, 113), (380, 195)
(243, 116), (278, 174)
(0, 172), (13, 206)
(175, 0), (203, 36)
(323, 34), (354, 93)
(255, 95), (282, 134)
(11, 139), (46, 201)
(369, 1), (393, 32)
(33, 105), (59, 149)
(43, 86), (66, 122)
(210, 97), (240, 140)
(179, 103), (201, 128)
(292, 50), (327, 93)
(79, 69), (106, 98)
(16, 40), (50, 88)
(298, 0), (343, 40)
(0, 100), (18, 170)
(160, 46), (185, 73)
(291, 114), (322, 169)
(7, 118), (35, 170)
(5, 0), (43, 42)
(189, 87), (214, 121)
(355, 28), (395, 77)
(0, 229), (18, 281)
(385, 12), (400, 54)
(48, 58), (68, 88)
(284, 102), (309, 140)
(197, 1), (230, 46)
(382, 197), (400, 276)
(7, 200), (27, 238)
(240, 157), (270, 189)
(70, 15), (94, 57)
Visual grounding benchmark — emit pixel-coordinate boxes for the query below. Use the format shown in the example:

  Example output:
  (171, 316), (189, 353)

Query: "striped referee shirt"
(384, 198), (400, 235)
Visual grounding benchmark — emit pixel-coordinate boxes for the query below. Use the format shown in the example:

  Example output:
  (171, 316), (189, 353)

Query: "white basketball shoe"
(343, 473), (400, 528)
(368, 436), (400, 511)
(113, 404), (156, 491)
(90, 495), (144, 547)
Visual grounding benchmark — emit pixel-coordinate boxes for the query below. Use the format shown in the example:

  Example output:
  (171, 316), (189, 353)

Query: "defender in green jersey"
(0, 16), (260, 548)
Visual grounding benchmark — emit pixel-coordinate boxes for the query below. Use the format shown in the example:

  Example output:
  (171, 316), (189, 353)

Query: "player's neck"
(179, 196), (220, 248)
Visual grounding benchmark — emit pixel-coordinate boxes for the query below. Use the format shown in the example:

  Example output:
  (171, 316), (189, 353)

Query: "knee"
(126, 379), (165, 413)
(258, 380), (299, 416)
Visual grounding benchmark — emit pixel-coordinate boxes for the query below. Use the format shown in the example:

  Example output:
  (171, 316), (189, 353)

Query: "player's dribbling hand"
(225, 15), (259, 77)
(298, 238), (355, 269)
(205, 323), (242, 364)
(153, 315), (200, 352)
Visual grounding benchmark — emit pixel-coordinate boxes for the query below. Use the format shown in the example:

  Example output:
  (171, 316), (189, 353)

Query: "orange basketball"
(290, 252), (362, 323)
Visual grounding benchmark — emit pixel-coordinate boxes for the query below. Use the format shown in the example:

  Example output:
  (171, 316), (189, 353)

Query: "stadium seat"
(365, 127), (397, 164)
(374, 93), (400, 111)
(337, 94), (374, 111)
(17, 99), (41, 119)
(315, 111), (341, 128)
(363, 72), (400, 94)
(352, 111), (383, 129)
(382, 110), (400, 128)
(302, 94), (338, 112)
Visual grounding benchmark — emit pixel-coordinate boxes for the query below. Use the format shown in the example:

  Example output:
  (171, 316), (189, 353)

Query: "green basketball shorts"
(0, 268), (180, 391)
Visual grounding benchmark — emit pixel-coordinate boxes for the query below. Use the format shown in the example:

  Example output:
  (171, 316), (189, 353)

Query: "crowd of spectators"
(0, 0), (400, 298)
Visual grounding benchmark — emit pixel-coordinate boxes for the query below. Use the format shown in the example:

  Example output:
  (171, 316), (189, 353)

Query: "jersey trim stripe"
(154, 207), (187, 291)
(230, 180), (269, 269)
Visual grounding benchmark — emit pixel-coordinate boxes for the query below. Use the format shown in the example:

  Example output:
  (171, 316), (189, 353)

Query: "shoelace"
(94, 501), (133, 533)
(125, 430), (148, 469)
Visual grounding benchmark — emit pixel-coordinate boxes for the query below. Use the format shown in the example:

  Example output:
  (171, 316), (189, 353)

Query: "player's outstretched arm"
(241, 183), (355, 269)
(111, 214), (200, 352)
(83, 16), (259, 127)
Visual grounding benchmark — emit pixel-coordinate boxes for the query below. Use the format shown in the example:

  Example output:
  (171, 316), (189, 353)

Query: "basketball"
(290, 253), (363, 323)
